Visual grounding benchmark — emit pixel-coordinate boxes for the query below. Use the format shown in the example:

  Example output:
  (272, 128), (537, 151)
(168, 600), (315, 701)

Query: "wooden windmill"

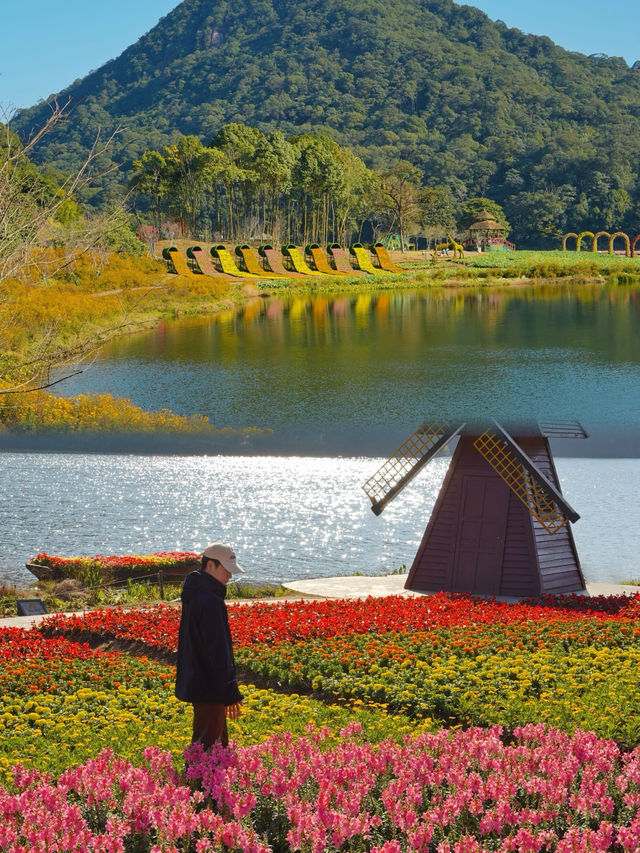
(363, 421), (588, 598)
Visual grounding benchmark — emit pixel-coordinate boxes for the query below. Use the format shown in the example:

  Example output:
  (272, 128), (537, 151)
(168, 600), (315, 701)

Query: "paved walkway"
(282, 576), (640, 602)
(2, 576), (639, 629)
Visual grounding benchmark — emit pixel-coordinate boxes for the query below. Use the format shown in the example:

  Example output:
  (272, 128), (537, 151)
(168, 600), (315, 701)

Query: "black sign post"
(16, 599), (48, 616)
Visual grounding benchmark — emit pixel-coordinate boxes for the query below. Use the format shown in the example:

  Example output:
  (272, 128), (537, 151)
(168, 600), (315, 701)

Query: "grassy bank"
(464, 249), (640, 282)
(0, 249), (259, 434)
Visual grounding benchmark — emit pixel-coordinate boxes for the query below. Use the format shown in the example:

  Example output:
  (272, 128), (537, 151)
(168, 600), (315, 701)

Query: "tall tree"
(419, 185), (456, 244)
(291, 135), (344, 246)
(209, 124), (266, 240)
(163, 136), (225, 236)
(331, 147), (377, 246)
(130, 150), (168, 232)
(253, 131), (297, 243)
(379, 161), (423, 248)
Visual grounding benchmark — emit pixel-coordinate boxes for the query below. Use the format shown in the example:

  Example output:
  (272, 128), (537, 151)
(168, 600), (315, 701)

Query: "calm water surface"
(52, 282), (640, 453)
(2, 453), (638, 587)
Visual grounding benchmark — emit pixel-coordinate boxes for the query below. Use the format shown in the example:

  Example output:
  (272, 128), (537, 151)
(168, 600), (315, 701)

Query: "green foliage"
(102, 209), (145, 255)
(466, 249), (640, 279)
(130, 126), (380, 245)
(378, 161), (423, 246)
(419, 185), (456, 237)
(12, 0), (640, 247)
(459, 197), (509, 231)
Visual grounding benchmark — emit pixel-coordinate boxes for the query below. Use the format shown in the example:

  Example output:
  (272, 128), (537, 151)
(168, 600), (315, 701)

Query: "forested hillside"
(13, 0), (640, 246)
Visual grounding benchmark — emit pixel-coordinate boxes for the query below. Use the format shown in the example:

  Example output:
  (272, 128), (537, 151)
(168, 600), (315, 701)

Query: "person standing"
(175, 542), (244, 749)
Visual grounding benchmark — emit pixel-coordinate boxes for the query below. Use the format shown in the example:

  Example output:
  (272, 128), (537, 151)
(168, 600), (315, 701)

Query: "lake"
(48, 281), (640, 456)
(2, 453), (639, 588)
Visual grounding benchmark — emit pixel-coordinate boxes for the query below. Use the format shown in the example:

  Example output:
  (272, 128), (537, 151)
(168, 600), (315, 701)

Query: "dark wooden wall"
(519, 437), (585, 595)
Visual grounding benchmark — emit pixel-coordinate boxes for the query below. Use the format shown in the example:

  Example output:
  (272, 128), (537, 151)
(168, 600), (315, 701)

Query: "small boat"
(25, 552), (200, 584)
(25, 562), (66, 581)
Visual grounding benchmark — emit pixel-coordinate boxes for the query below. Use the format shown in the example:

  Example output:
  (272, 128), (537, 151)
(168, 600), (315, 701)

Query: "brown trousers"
(191, 702), (229, 749)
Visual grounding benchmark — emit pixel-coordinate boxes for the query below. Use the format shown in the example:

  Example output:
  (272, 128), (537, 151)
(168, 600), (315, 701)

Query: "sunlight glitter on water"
(2, 453), (639, 586)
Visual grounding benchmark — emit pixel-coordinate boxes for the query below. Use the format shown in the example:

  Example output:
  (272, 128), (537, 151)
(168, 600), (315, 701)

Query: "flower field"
(42, 592), (640, 744)
(3, 724), (640, 851)
(0, 626), (428, 785)
(2, 591), (640, 851)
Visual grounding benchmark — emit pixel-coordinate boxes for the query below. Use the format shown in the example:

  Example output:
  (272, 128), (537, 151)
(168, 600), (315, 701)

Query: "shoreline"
(1, 427), (639, 457)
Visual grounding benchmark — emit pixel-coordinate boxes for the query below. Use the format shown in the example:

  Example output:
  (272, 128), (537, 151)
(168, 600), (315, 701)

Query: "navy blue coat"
(174, 570), (242, 705)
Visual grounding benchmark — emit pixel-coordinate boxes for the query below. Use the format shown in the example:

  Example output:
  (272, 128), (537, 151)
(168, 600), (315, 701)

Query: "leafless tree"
(0, 101), (145, 398)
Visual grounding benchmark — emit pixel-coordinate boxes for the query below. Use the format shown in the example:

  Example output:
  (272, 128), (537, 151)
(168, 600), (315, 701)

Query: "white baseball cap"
(201, 542), (245, 575)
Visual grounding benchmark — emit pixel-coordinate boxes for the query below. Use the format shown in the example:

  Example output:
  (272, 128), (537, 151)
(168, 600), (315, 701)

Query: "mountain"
(13, 0), (640, 244)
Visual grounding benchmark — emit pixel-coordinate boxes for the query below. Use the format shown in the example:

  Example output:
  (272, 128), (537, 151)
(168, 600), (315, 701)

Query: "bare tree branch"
(0, 99), (145, 401)
(1, 100), (123, 285)
(0, 369), (88, 396)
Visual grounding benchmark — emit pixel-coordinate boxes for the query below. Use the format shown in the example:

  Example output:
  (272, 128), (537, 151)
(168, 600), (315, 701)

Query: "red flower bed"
(41, 591), (640, 654)
(29, 551), (200, 579)
(0, 626), (96, 661)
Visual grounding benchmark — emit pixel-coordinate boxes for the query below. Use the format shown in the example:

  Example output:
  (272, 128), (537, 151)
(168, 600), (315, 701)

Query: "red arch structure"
(631, 234), (640, 258)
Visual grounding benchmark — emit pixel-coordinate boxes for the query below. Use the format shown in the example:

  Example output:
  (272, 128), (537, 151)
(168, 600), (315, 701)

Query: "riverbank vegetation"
(1, 107), (203, 434)
(0, 242), (262, 434)
(458, 249), (640, 281)
(0, 576), (288, 618)
(2, 591), (640, 849)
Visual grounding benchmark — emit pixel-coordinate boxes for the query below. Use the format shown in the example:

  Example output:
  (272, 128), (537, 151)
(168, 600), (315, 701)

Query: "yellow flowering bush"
(0, 389), (224, 433)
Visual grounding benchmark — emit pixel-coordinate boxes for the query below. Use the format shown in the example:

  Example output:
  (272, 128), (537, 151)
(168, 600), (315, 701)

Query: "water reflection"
(52, 283), (640, 451)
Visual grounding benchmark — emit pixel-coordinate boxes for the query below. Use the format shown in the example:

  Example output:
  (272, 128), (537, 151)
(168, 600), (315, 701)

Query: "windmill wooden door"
(451, 474), (509, 595)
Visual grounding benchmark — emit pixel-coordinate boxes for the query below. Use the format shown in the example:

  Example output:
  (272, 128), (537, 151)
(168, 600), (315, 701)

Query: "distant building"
(464, 210), (515, 251)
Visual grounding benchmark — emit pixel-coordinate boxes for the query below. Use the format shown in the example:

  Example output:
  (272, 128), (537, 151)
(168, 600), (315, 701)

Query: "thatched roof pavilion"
(468, 211), (507, 233)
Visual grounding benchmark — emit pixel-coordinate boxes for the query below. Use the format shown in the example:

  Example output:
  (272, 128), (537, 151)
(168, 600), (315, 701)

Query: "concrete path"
(283, 575), (422, 599)
(281, 575), (640, 601)
(1, 609), (91, 629)
(2, 577), (639, 629)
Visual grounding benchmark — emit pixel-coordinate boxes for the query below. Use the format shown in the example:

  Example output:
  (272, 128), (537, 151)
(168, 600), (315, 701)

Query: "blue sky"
(1, 0), (638, 113)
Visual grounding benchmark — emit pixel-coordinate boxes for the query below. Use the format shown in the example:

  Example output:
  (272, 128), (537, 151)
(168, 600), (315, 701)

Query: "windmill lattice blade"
(537, 420), (589, 440)
(363, 422), (453, 509)
(473, 430), (569, 534)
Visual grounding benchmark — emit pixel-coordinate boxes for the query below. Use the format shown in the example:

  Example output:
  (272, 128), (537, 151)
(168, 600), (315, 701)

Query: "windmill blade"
(363, 422), (465, 515)
(537, 419), (589, 440)
(473, 421), (580, 535)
